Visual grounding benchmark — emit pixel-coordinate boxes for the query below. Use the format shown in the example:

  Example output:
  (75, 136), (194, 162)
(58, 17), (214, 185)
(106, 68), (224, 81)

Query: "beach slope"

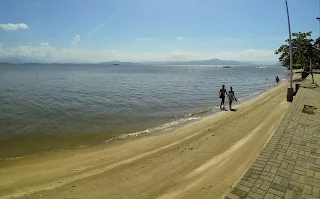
(0, 82), (290, 199)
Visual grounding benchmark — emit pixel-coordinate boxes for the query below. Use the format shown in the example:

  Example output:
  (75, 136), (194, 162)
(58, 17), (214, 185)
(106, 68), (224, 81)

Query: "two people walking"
(219, 85), (237, 111)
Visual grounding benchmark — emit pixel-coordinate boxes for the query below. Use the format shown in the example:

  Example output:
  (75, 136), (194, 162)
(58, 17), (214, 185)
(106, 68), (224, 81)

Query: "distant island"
(0, 62), (11, 65)
(98, 59), (254, 66)
(98, 60), (134, 65)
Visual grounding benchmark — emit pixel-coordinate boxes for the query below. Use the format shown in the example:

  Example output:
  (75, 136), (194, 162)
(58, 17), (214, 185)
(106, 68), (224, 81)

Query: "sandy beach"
(0, 82), (291, 199)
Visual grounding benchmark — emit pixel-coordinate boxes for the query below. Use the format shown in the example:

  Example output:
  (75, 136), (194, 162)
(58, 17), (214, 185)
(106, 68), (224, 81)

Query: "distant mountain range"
(99, 59), (254, 66)
(98, 60), (135, 65)
(1, 57), (271, 66)
(163, 59), (254, 65)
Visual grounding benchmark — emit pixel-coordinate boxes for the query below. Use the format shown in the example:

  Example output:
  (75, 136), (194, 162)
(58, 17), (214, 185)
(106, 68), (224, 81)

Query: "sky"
(0, 0), (319, 64)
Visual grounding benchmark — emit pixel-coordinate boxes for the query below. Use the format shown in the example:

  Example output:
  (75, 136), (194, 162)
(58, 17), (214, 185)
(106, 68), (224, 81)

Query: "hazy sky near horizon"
(0, 0), (319, 63)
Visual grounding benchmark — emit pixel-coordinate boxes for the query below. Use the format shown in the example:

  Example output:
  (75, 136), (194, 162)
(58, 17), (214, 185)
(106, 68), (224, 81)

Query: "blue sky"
(0, 0), (319, 63)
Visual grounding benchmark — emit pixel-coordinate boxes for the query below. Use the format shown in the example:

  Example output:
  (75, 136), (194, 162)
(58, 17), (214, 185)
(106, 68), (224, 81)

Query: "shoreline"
(0, 79), (287, 161)
(0, 80), (292, 199)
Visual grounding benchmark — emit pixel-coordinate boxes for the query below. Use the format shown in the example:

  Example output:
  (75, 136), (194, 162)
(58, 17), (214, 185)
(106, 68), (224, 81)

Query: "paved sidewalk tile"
(225, 74), (320, 199)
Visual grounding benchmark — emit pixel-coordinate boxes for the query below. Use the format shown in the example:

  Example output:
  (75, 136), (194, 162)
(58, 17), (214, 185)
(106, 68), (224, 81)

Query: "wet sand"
(0, 82), (291, 199)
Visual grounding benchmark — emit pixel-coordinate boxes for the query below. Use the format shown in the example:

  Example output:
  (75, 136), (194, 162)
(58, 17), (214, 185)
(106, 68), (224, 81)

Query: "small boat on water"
(222, 66), (231, 68)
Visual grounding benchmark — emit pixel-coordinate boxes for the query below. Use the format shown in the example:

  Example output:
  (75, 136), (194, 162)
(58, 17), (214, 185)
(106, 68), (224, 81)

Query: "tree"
(275, 32), (319, 69)
(314, 37), (320, 69)
(275, 32), (320, 83)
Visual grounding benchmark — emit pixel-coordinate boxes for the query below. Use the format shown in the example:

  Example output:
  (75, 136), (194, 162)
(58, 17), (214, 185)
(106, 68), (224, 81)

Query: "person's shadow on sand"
(220, 107), (237, 112)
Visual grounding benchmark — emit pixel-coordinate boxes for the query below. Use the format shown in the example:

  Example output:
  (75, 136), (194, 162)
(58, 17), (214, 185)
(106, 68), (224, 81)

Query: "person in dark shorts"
(276, 76), (280, 85)
(219, 85), (227, 109)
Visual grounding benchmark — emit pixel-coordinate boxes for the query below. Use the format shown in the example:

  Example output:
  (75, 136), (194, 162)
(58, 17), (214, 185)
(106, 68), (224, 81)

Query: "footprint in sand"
(75, 167), (87, 172)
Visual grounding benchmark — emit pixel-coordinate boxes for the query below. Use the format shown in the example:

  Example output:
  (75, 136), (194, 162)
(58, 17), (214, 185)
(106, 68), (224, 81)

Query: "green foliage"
(275, 32), (320, 69)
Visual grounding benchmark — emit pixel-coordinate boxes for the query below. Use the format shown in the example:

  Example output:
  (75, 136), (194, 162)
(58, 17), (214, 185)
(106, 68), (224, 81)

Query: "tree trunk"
(310, 59), (314, 84)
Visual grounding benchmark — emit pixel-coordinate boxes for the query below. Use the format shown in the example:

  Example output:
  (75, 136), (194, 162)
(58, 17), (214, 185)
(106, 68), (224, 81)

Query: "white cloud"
(2, 43), (55, 58)
(0, 23), (29, 31)
(170, 49), (195, 58)
(212, 50), (277, 62)
(175, 37), (185, 40)
(0, 42), (278, 63)
(71, 35), (80, 47)
(134, 38), (152, 42)
(39, 43), (50, 47)
(107, 50), (117, 53)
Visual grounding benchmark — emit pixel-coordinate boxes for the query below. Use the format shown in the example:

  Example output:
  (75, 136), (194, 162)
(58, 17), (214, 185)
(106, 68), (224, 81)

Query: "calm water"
(0, 64), (288, 158)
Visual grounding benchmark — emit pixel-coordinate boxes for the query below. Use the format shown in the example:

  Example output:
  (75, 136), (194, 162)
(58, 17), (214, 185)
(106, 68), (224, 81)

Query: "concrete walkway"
(224, 74), (320, 199)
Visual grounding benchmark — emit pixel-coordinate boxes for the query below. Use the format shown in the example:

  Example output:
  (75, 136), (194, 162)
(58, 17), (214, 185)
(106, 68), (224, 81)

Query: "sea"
(0, 64), (288, 159)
